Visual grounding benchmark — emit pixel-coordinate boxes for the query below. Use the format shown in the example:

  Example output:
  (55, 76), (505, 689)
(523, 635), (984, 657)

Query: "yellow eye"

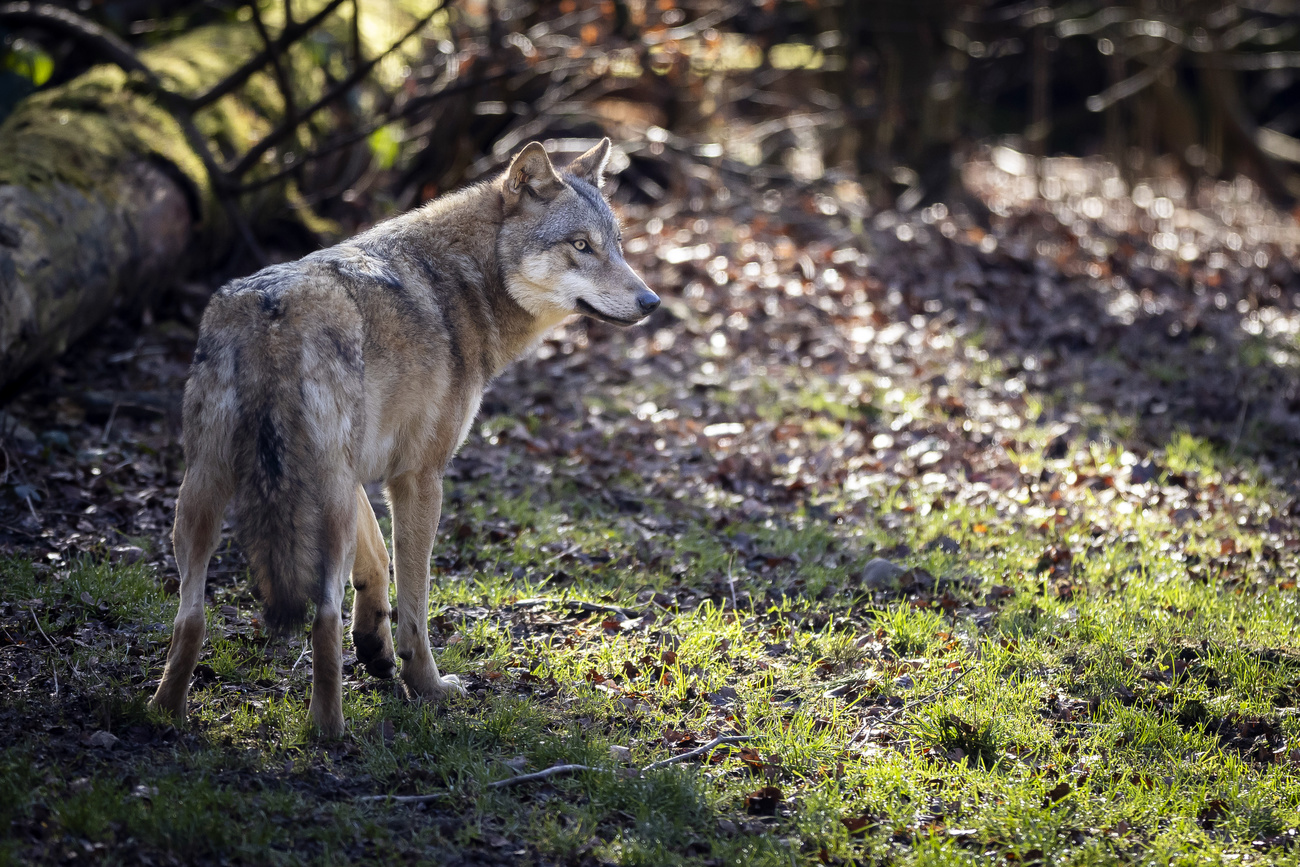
(572, 239), (589, 252)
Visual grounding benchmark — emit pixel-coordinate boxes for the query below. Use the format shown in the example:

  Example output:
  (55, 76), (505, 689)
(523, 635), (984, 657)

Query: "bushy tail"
(197, 277), (364, 633)
(232, 399), (326, 633)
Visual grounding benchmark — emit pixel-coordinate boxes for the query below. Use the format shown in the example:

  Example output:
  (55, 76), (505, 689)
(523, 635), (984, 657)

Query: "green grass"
(5, 399), (1300, 864)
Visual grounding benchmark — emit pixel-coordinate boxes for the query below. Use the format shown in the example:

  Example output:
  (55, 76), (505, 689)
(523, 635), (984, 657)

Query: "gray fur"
(149, 139), (657, 737)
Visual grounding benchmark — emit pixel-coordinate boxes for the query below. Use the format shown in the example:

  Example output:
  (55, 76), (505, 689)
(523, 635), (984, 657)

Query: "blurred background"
(4, 0), (1300, 252)
(5, 0), (1300, 523)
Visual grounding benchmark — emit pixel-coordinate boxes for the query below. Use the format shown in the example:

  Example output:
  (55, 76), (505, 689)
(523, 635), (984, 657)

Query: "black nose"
(636, 288), (660, 315)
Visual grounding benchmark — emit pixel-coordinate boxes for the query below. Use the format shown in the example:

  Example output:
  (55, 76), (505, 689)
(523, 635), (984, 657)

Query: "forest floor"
(4, 147), (1300, 865)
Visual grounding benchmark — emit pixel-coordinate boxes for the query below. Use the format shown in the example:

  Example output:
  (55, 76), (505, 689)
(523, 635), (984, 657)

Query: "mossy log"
(0, 4), (422, 390)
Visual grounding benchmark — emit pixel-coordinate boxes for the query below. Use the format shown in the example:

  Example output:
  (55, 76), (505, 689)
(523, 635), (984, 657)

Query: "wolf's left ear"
(504, 142), (563, 207)
(566, 138), (612, 189)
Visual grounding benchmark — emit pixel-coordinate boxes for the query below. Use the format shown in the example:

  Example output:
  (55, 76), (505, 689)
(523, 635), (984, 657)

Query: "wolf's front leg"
(388, 472), (465, 700)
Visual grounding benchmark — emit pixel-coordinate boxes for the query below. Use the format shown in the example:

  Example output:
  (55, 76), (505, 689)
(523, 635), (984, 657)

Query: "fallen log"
(0, 2), (429, 391)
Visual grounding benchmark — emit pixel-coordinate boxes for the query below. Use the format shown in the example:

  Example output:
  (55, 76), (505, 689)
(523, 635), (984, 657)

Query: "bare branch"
(187, 0), (351, 111)
(225, 2), (443, 180)
(357, 789), (450, 804)
(0, 2), (156, 79)
(1086, 46), (1180, 113)
(351, 0), (362, 65)
(362, 734), (754, 803)
(248, 1), (297, 129)
(228, 69), (518, 194)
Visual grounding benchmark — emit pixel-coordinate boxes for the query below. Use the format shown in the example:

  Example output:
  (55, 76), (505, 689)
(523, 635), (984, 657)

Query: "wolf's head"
(497, 139), (659, 328)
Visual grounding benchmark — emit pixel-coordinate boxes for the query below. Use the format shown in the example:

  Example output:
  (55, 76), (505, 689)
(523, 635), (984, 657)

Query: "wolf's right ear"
(566, 138), (611, 188)
(503, 142), (563, 208)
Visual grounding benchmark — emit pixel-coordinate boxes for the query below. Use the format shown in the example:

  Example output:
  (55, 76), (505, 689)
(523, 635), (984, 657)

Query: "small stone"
(609, 745), (632, 763)
(927, 535), (960, 555)
(110, 545), (146, 565)
(0, 411), (37, 449)
(862, 558), (904, 591)
(86, 730), (118, 750)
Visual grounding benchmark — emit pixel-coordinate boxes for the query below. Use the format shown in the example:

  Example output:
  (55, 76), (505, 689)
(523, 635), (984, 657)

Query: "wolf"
(149, 139), (658, 736)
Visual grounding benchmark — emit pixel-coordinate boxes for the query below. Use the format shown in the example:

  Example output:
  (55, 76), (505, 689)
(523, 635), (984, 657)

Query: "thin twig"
(249, 1), (297, 130)
(511, 598), (641, 619)
(848, 667), (972, 746)
(1085, 46), (1180, 113)
(725, 554), (737, 610)
(231, 69), (518, 195)
(641, 735), (752, 772)
(226, 3), (443, 179)
(486, 763), (597, 788)
(29, 607), (57, 652)
(357, 789), (452, 804)
(187, 0), (351, 111)
(363, 735), (754, 803)
(100, 401), (119, 445)
(0, 2), (154, 77)
(351, 0), (362, 65)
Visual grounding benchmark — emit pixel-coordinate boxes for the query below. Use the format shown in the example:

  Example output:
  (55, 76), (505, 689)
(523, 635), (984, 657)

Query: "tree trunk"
(0, 161), (192, 384)
(0, 4), (415, 391)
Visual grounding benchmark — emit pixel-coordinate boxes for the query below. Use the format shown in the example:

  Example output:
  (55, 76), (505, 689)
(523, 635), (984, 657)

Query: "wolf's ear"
(504, 142), (563, 206)
(566, 138), (612, 189)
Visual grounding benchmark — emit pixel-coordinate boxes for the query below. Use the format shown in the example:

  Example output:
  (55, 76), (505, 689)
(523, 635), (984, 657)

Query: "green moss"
(0, 66), (207, 204)
(0, 0), (424, 245)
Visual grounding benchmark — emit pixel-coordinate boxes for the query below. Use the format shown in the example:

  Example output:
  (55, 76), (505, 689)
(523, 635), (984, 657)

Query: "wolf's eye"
(571, 239), (590, 252)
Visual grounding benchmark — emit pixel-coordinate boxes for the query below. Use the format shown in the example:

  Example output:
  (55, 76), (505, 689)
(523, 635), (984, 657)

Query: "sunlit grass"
(5, 375), (1300, 864)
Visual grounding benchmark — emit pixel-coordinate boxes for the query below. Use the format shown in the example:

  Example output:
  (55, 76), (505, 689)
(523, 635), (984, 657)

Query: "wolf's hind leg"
(388, 472), (465, 700)
(311, 490), (357, 738)
(151, 468), (230, 720)
(351, 487), (395, 678)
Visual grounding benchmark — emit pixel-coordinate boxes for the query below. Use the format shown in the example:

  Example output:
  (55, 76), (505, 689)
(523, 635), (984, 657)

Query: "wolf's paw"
(312, 713), (346, 739)
(353, 629), (396, 679)
(401, 667), (467, 701)
(149, 685), (188, 721)
(438, 674), (468, 696)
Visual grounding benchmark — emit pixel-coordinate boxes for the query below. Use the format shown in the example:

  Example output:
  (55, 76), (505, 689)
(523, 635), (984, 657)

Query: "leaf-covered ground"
(3, 148), (1300, 865)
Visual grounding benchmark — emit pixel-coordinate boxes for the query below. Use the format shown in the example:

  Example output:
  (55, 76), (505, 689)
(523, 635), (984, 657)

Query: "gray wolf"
(149, 139), (658, 736)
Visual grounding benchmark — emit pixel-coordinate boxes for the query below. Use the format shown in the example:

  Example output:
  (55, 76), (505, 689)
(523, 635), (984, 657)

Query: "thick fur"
(149, 140), (657, 736)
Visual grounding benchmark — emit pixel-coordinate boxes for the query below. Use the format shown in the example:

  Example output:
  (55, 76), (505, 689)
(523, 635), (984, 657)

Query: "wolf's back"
(186, 266), (365, 631)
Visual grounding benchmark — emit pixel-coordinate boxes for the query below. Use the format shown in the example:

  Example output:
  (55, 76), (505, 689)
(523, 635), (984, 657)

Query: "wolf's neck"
(384, 186), (560, 380)
(483, 270), (565, 377)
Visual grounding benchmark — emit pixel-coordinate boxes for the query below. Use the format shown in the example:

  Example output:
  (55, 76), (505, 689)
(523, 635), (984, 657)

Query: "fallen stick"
(512, 598), (641, 619)
(357, 790), (450, 805)
(362, 735), (755, 803)
(848, 667), (971, 746)
(641, 735), (752, 773)
(486, 763), (597, 789)
(29, 607), (58, 651)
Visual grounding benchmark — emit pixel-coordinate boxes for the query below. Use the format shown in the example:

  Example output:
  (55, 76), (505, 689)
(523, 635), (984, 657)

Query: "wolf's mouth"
(575, 297), (645, 327)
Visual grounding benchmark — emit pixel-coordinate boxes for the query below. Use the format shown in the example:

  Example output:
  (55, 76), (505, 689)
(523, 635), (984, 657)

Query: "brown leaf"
(744, 785), (783, 815)
(1043, 781), (1071, 805)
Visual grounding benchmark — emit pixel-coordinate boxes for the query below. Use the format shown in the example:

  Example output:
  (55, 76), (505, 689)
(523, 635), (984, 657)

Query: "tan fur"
(149, 140), (657, 736)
